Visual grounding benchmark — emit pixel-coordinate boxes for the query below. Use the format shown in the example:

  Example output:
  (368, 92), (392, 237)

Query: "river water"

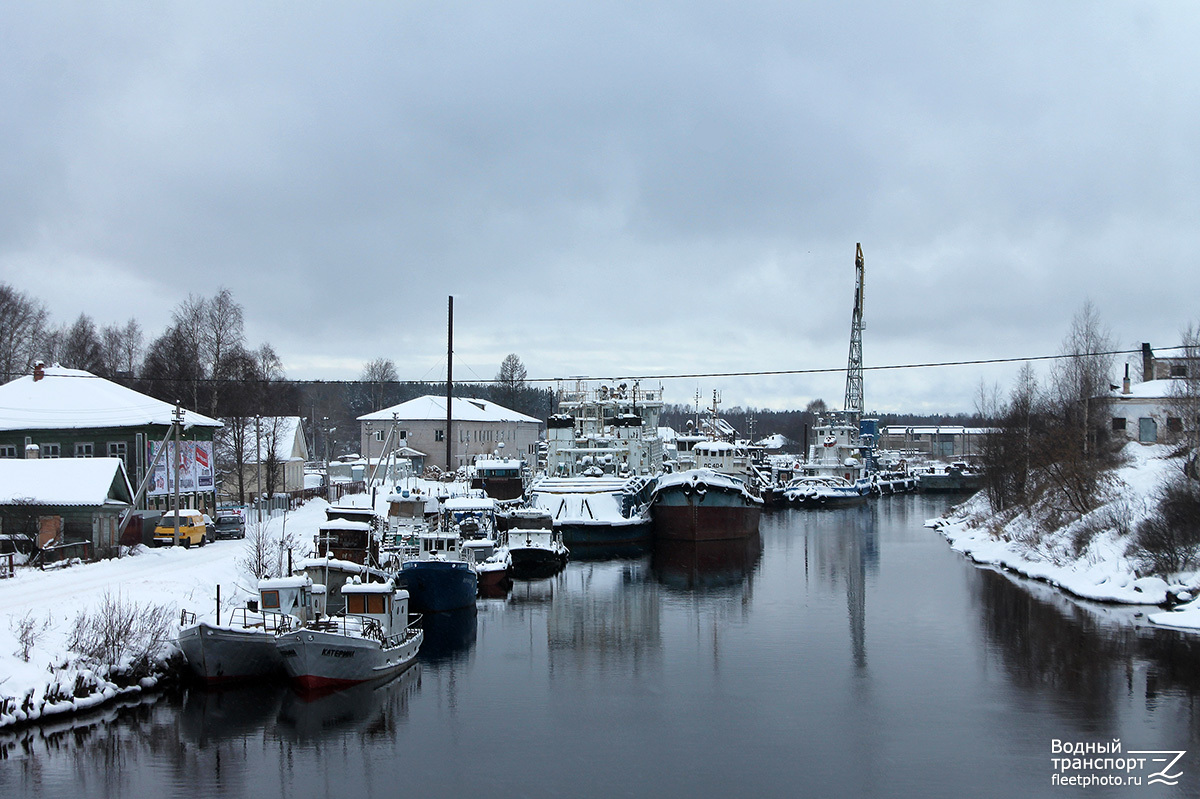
(4, 494), (1200, 798)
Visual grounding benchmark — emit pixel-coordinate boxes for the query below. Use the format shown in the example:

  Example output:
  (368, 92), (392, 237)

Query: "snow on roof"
(0, 366), (222, 432)
(341, 580), (398, 595)
(444, 497), (497, 511)
(0, 458), (133, 506)
(474, 457), (521, 468)
(319, 519), (373, 531)
(358, 395), (540, 425)
(258, 576), (312, 591)
(1110, 379), (1183, 400)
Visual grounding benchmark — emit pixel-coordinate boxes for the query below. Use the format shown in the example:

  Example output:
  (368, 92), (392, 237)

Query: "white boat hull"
(276, 626), (423, 693)
(176, 621), (284, 684)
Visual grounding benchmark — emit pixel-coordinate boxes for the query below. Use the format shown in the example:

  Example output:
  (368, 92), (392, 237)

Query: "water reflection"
(274, 667), (420, 741)
(793, 505), (879, 670)
(651, 533), (762, 591)
(417, 607), (478, 663)
(548, 559), (661, 673)
(977, 566), (1200, 710)
(178, 682), (286, 745)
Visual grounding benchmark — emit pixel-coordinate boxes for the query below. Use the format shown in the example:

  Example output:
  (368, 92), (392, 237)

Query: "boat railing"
(179, 609), (197, 627)
(224, 607), (296, 633)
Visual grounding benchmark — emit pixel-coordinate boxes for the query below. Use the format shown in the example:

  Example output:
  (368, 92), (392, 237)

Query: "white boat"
(798, 412), (875, 496)
(503, 508), (568, 575)
(781, 475), (869, 508)
(176, 576), (323, 685)
(276, 578), (423, 693)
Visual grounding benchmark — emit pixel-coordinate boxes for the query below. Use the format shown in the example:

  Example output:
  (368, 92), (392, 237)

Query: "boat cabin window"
(348, 593), (386, 614)
(261, 590), (280, 609)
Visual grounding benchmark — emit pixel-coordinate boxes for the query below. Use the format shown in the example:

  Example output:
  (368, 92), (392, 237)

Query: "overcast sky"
(2, 1), (1198, 413)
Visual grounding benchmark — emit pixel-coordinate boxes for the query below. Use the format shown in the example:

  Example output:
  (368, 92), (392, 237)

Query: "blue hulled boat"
(398, 528), (478, 613)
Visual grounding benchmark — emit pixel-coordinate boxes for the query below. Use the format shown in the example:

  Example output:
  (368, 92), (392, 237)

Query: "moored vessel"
(650, 468), (762, 541)
(176, 576), (322, 684)
(276, 579), (422, 694)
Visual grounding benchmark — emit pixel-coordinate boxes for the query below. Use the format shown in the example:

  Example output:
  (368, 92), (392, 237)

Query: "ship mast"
(843, 243), (865, 421)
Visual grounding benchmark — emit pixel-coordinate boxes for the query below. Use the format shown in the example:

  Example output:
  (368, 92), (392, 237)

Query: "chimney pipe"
(1142, 343), (1154, 382)
(1122, 363), (1131, 394)
(25, 443), (39, 459)
(33, 361), (45, 382)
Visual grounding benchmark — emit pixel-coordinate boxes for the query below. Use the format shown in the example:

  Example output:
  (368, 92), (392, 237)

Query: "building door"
(1138, 417), (1158, 444)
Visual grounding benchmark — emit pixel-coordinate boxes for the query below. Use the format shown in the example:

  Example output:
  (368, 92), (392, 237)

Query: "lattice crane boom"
(843, 243), (865, 419)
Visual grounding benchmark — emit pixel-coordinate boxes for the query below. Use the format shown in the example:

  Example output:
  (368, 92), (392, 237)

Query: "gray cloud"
(2, 1), (1198, 412)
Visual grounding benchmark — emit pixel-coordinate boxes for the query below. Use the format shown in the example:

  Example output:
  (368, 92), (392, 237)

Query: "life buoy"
(823, 436), (837, 447)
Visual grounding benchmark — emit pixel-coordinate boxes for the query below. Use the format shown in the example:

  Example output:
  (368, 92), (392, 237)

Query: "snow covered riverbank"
(0, 499), (333, 729)
(929, 442), (1200, 632)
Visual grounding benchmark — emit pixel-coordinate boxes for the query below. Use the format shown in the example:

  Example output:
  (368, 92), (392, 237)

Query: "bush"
(1130, 479), (1200, 576)
(66, 592), (175, 676)
(10, 611), (49, 662)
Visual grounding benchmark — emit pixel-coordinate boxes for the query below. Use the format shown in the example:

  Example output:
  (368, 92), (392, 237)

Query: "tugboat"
(276, 578), (422, 693)
(398, 526), (478, 613)
(651, 468), (762, 542)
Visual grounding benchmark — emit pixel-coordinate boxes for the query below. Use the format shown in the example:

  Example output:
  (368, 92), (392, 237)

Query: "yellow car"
(153, 510), (209, 548)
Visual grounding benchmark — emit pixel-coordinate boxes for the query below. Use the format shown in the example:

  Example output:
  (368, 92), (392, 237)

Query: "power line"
(5, 345), (1178, 387)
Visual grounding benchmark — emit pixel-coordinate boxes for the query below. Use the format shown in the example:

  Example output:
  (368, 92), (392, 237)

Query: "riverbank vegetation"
(941, 305), (1200, 604)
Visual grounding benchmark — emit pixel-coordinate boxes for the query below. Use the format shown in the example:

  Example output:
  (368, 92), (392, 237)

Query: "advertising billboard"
(147, 440), (216, 496)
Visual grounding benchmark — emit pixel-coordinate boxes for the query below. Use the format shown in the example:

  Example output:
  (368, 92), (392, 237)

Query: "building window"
(0, 445), (15, 458)
(41, 443), (61, 459)
(374, 430), (385, 442)
(1111, 417), (1126, 431)
(75, 442), (94, 458)
(435, 429), (444, 442)
(1171, 364), (1188, 378)
(1168, 417), (1184, 433)
(108, 442), (127, 463)
(399, 430), (407, 440)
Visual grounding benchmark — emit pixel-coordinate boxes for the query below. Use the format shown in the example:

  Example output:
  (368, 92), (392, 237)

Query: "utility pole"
(446, 295), (453, 472)
(173, 402), (183, 546)
(255, 415), (263, 526)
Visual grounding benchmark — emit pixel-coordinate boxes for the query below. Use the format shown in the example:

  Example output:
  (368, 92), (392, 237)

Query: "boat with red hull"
(650, 468), (762, 542)
(276, 580), (422, 693)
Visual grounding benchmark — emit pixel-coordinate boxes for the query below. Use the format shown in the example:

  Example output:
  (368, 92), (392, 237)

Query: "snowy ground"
(929, 442), (1200, 632)
(0, 479), (467, 729)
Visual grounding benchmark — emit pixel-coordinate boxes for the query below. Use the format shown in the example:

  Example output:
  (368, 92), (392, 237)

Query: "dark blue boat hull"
(399, 560), (478, 613)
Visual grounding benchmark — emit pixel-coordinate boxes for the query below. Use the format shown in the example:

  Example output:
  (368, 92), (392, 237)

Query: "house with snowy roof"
(1107, 378), (1192, 445)
(0, 364), (222, 513)
(1104, 344), (1199, 445)
(359, 395), (541, 472)
(220, 416), (310, 502)
(0, 457), (133, 557)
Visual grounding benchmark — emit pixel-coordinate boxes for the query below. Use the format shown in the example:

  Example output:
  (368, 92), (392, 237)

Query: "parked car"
(153, 510), (208, 547)
(213, 513), (246, 540)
